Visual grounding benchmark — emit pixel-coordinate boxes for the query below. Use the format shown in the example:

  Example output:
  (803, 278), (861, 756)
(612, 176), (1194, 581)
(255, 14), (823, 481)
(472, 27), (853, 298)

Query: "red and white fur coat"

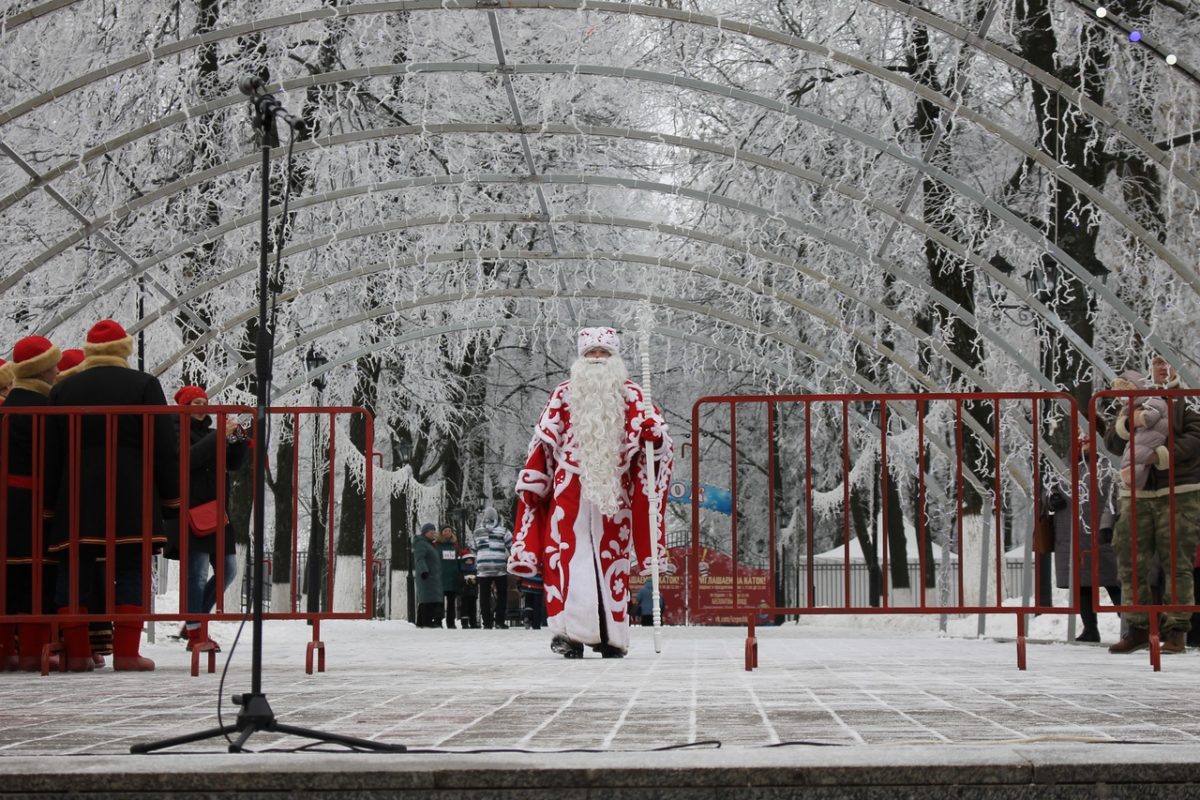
(508, 379), (672, 652)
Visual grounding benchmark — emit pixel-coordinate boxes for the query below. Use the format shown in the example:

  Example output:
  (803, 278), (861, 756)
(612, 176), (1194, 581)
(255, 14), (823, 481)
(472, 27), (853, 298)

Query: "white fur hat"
(577, 327), (620, 357)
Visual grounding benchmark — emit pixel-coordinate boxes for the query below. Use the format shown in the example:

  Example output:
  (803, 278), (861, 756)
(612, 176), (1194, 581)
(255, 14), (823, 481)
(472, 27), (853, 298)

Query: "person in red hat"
(55, 349), (85, 383)
(43, 320), (180, 671)
(173, 384), (248, 652)
(0, 336), (61, 671)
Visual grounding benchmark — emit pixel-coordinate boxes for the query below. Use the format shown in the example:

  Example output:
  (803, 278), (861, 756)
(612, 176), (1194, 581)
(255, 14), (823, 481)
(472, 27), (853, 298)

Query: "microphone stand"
(132, 82), (405, 754)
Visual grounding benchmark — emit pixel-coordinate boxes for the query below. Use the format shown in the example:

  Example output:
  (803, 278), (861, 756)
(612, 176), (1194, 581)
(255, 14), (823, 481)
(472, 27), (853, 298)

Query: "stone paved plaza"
(1, 619), (1198, 796)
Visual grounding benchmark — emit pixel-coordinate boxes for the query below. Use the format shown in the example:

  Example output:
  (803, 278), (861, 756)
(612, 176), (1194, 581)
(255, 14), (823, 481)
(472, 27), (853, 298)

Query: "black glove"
(1047, 492), (1068, 512)
(1099, 528), (1113, 545)
(420, 571), (429, 579)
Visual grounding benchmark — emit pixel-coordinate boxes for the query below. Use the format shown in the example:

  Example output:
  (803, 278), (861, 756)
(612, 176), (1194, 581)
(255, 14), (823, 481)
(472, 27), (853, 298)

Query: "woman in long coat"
(1048, 435), (1121, 643)
(413, 523), (443, 627)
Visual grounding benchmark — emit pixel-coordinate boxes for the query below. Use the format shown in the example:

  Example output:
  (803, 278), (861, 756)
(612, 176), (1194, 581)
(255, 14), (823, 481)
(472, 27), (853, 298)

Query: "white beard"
(570, 355), (628, 517)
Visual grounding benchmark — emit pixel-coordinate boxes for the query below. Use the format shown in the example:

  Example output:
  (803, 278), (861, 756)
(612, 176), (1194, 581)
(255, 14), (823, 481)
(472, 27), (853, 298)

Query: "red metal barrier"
(691, 392), (1083, 671)
(0, 404), (375, 676)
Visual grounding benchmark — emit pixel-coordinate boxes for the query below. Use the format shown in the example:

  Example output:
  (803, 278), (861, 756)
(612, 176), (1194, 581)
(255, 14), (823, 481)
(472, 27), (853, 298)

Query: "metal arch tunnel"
(0, 0), (1195, 400)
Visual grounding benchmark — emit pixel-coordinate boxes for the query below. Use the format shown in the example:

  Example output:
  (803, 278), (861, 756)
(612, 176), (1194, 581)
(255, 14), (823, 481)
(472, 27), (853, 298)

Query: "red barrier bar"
(916, 398), (926, 608)
(954, 399), (965, 607)
(291, 412), (301, 615)
(992, 399), (1003, 608)
(841, 400), (851, 607)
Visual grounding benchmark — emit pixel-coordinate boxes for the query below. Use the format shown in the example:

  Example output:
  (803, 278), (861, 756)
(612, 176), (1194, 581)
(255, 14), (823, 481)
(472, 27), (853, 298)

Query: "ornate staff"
(640, 324), (664, 654)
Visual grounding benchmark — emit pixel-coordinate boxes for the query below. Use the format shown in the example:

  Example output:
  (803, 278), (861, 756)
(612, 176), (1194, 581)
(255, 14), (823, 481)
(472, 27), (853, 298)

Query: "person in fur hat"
(55, 349), (84, 383)
(0, 336), (61, 671)
(508, 326), (673, 659)
(43, 320), (180, 671)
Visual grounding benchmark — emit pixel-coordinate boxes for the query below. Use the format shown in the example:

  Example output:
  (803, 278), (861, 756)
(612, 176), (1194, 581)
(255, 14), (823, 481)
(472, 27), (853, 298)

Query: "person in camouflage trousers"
(1104, 370), (1200, 655)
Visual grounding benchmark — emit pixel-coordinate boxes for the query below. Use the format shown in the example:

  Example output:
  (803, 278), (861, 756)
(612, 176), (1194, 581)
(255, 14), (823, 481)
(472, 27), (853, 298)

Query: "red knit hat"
(57, 348), (85, 377)
(174, 385), (208, 406)
(12, 335), (62, 379)
(83, 319), (133, 360)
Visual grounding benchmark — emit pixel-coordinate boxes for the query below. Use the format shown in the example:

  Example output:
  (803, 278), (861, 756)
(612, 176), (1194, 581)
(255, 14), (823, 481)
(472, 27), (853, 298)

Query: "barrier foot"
(745, 615), (757, 672)
(306, 619), (325, 674)
(1149, 614), (1162, 672)
(1015, 613), (1027, 671)
(190, 642), (219, 677)
(42, 642), (64, 676)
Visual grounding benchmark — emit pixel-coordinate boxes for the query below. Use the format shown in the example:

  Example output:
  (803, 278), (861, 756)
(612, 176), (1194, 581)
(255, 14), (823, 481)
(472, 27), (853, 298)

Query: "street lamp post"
(304, 347), (328, 618)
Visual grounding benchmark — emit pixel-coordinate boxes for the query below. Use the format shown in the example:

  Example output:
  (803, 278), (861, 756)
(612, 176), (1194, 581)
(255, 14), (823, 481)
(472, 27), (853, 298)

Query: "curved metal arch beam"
(133, 207), (1065, 398)
(0, 0), (77, 31)
(4, 0), (1195, 207)
(62, 163), (1122, 391)
(260, 318), (978, 503)
(12, 66), (1190, 385)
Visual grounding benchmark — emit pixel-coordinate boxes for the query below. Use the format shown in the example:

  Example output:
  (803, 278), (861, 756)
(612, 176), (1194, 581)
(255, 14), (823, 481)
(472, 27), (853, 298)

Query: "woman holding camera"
(175, 385), (248, 651)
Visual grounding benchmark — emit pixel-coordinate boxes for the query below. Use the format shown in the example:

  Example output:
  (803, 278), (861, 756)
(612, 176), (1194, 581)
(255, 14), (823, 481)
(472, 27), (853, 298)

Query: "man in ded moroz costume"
(508, 327), (673, 658)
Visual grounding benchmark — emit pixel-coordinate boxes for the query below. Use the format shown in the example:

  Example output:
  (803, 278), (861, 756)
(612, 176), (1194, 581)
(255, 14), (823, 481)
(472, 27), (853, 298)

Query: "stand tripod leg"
(129, 724), (240, 754)
(272, 723), (408, 752)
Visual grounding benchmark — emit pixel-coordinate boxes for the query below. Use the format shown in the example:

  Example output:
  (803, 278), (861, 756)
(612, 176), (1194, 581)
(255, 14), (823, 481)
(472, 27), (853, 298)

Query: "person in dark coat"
(437, 525), (464, 628)
(44, 320), (180, 671)
(413, 522), (443, 627)
(1047, 433), (1121, 643)
(1, 336), (61, 671)
(175, 385), (248, 652)
(458, 549), (479, 628)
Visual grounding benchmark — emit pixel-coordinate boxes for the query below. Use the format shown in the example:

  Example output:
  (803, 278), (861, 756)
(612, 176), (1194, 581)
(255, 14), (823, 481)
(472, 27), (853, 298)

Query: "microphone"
(238, 75), (267, 97)
(238, 76), (304, 131)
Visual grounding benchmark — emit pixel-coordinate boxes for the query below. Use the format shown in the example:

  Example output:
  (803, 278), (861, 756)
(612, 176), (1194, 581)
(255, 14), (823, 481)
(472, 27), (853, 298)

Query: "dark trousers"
(443, 592), (459, 628)
(1079, 584), (1122, 630)
(521, 591), (544, 629)
(478, 575), (508, 628)
(1189, 568), (1200, 645)
(416, 602), (442, 628)
(6, 563), (56, 615)
(54, 546), (143, 610)
(459, 593), (478, 627)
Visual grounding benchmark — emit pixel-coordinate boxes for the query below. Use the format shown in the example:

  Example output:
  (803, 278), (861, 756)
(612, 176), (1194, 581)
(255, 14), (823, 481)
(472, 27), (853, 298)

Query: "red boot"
(112, 605), (154, 671)
(0, 623), (16, 671)
(58, 608), (94, 672)
(17, 623), (57, 671)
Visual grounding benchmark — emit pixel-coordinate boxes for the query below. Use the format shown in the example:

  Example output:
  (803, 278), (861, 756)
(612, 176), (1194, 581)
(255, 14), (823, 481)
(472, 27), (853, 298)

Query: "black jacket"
(182, 414), (248, 557)
(43, 364), (180, 552)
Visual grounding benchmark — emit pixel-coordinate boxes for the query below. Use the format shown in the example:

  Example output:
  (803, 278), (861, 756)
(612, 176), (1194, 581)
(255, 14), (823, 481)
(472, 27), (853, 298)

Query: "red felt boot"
(17, 623), (57, 671)
(0, 623), (17, 671)
(58, 608), (94, 672)
(112, 605), (154, 671)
